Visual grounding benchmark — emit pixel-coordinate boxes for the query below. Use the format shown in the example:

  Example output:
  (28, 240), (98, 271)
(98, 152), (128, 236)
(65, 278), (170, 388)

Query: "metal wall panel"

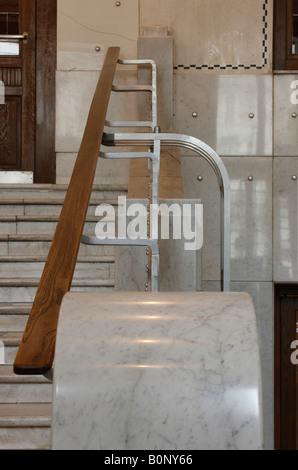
(182, 156), (273, 282)
(274, 75), (298, 157)
(174, 75), (273, 156)
(273, 157), (298, 282)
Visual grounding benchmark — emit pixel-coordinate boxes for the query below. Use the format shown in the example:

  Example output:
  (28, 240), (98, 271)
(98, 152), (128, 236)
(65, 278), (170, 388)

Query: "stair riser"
(0, 241), (115, 257)
(0, 384), (52, 404)
(0, 203), (119, 217)
(0, 187), (127, 200)
(0, 221), (101, 236)
(0, 262), (114, 279)
(0, 285), (114, 303)
(0, 315), (28, 332)
(0, 205), (83, 217)
(1, 346), (19, 365)
(0, 428), (51, 450)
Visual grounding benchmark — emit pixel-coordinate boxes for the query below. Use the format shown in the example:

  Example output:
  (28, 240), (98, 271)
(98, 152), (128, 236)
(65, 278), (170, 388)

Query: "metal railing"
(13, 47), (230, 376)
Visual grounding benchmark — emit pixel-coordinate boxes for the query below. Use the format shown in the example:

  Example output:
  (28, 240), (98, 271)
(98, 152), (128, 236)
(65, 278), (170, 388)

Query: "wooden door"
(0, 0), (56, 183)
(0, 0), (36, 173)
(275, 284), (298, 450)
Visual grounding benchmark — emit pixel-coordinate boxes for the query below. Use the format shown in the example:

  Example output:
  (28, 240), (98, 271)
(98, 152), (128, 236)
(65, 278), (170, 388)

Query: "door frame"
(274, 283), (297, 450)
(35, 0), (57, 183)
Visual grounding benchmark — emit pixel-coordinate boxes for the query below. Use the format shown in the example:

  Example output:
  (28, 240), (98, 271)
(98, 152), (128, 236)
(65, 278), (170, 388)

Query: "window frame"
(274, 0), (298, 70)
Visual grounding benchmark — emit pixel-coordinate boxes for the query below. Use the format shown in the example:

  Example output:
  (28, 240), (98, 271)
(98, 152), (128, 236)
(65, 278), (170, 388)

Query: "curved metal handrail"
(102, 132), (231, 292)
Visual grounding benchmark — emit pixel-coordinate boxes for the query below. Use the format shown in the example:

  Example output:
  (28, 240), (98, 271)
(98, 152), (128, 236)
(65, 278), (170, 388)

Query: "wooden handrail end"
(13, 362), (52, 376)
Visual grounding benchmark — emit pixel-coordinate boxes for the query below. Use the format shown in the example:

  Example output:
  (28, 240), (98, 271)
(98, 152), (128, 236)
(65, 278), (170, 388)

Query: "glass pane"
(0, 1), (20, 56)
(0, 41), (19, 55)
(293, 0), (298, 54)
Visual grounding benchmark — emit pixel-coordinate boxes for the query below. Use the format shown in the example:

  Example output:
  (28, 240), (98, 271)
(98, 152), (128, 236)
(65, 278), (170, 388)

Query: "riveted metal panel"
(274, 75), (298, 157)
(174, 75), (273, 156)
(273, 157), (298, 282)
(182, 156), (272, 281)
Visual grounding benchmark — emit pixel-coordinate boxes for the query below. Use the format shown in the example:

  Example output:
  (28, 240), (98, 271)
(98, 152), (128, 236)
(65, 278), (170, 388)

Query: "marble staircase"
(0, 183), (126, 450)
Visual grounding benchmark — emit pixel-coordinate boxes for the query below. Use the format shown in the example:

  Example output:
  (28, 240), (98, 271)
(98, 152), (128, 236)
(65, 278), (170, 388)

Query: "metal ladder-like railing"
(13, 48), (230, 376)
(82, 58), (231, 293)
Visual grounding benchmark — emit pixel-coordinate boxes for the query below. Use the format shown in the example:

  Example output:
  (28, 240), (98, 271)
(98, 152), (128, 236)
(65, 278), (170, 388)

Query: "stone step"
(0, 277), (115, 303)
(0, 365), (52, 404)
(0, 255), (114, 279)
(0, 234), (115, 256)
(0, 215), (109, 236)
(0, 303), (32, 332)
(0, 331), (23, 364)
(0, 184), (126, 450)
(0, 403), (51, 450)
(0, 197), (120, 216)
(0, 183), (127, 200)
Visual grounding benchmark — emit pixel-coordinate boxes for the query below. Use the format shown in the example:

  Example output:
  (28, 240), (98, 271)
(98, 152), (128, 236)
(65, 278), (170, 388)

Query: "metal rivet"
(95, 46), (101, 52)
(292, 175), (297, 181)
(115, 1), (121, 6)
(197, 175), (203, 181)
(192, 112), (198, 118)
(292, 112), (297, 118)
(249, 113), (255, 119)
(248, 176), (254, 181)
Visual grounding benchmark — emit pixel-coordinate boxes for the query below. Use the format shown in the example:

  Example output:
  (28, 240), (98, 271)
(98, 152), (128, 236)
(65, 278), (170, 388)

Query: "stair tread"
(0, 303), (32, 314)
(0, 255), (114, 263)
(0, 365), (52, 384)
(0, 183), (127, 190)
(0, 197), (119, 205)
(0, 403), (51, 427)
(0, 277), (114, 286)
(0, 331), (22, 345)
(0, 214), (103, 221)
(0, 234), (53, 241)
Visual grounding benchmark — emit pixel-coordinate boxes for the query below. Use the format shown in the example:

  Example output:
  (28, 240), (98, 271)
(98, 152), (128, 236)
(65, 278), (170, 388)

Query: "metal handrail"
(0, 34), (27, 40)
(101, 132), (231, 293)
(13, 47), (230, 377)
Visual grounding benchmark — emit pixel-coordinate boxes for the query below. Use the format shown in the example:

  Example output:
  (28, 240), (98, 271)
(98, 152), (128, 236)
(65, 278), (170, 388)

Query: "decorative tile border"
(174, 0), (269, 71)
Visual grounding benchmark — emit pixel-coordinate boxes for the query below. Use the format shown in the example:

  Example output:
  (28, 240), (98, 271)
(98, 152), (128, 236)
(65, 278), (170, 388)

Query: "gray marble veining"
(51, 291), (263, 450)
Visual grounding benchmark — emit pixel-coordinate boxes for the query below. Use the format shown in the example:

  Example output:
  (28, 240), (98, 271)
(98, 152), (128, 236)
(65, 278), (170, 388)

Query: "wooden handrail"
(13, 47), (120, 375)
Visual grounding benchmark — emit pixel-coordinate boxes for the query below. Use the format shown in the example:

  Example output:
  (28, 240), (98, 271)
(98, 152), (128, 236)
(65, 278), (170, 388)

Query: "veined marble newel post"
(51, 291), (263, 450)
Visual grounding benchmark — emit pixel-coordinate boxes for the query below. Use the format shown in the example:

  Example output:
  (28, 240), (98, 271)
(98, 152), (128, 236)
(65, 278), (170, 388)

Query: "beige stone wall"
(56, 0), (273, 184)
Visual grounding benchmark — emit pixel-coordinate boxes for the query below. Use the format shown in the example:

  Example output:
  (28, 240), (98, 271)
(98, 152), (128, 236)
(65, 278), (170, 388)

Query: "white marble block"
(51, 291), (263, 450)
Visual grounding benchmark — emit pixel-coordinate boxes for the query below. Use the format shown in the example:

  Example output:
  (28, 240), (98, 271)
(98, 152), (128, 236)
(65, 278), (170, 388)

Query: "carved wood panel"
(0, 96), (21, 167)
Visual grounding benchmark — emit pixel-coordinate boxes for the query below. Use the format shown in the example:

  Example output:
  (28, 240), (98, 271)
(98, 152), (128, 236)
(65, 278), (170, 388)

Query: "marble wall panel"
(274, 75), (298, 157)
(273, 157), (298, 282)
(56, 69), (139, 153)
(57, 0), (138, 71)
(140, 0), (272, 73)
(56, 153), (130, 185)
(182, 156), (272, 282)
(174, 75), (273, 156)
